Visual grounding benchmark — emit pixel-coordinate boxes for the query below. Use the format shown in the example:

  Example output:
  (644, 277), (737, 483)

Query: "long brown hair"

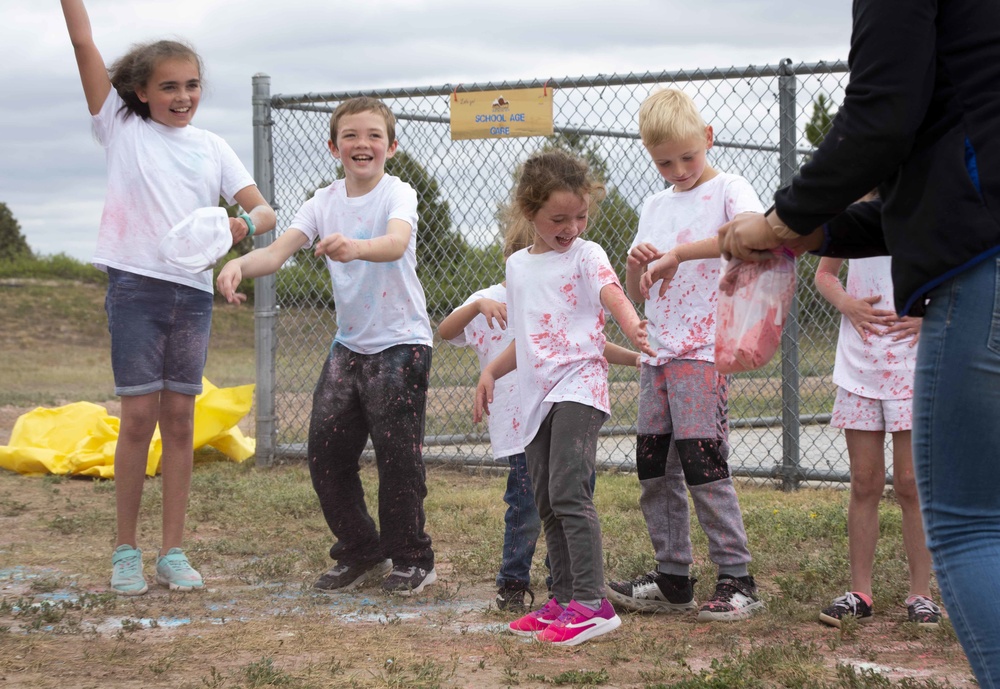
(108, 40), (203, 120)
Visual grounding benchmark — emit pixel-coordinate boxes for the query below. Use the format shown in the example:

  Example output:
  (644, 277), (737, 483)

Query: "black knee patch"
(676, 438), (730, 486)
(636, 434), (671, 480)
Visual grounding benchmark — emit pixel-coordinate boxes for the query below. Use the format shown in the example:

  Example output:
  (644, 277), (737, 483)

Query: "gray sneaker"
(314, 558), (392, 592)
(381, 566), (437, 595)
(606, 571), (697, 613)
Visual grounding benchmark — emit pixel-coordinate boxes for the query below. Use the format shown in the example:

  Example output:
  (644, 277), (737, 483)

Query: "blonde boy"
(217, 97), (436, 595)
(607, 89), (763, 620)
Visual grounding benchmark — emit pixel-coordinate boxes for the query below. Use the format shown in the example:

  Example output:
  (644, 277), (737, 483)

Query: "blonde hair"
(330, 97), (397, 143)
(502, 150), (606, 256)
(638, 88), (707, 147)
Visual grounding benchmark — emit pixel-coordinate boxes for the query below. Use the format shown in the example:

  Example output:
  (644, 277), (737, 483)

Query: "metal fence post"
(252, 73), (277, 466)
(778, 59), (801, 490)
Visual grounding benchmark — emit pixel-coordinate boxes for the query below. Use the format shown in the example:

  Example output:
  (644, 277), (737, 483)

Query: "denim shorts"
(104, 268), (213, 397)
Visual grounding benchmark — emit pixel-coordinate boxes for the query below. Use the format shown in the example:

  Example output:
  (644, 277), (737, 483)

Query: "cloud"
(4, 0), (852, 259)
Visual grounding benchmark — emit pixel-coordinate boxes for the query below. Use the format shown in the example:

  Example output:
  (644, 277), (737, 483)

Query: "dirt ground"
(0, 404), (977, 689)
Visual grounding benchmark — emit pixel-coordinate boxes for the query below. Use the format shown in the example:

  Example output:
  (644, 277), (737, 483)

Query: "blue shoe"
(110, 544), (148, 596)
(155, 548), (204, 592)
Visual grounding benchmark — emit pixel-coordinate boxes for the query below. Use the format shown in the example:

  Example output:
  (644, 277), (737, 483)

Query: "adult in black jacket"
(718, 0), (1000, 685)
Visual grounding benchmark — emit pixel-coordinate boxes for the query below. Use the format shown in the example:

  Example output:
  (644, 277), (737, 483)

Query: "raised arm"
(60, 0), (111, 115)
(438, 298), (507, 341)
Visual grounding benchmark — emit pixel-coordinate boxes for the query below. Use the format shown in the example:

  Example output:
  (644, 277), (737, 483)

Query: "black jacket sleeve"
(773, 0), (938, 236)
(815, 199), (888, 258)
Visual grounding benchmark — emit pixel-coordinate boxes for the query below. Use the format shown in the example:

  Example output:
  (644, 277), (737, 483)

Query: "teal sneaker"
(110, 544), (148, 596)
(155, 548), (204, 591)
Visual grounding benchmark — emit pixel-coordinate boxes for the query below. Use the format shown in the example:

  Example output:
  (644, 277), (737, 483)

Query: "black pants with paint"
(307, 343), (434, 570)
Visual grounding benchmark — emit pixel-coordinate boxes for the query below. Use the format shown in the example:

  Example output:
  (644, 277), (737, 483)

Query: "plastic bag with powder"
(715, 251), (796, 374)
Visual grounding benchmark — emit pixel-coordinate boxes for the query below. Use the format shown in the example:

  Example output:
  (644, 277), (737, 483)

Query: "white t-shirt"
(446, 284), (524, 458)
(833, 256), (916, 400)
(631, 172), (764, 364)
(506, 240), (620, 446)
(91, 90), (255, 293)
(291, 174), (432, 354)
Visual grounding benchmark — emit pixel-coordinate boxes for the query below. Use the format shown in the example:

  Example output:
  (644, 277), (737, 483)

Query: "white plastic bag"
(157, 206), (232, 273)
(715, 251), (797, 374)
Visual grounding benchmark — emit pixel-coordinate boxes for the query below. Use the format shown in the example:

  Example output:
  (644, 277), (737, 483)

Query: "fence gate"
(250, 60), (868, 489)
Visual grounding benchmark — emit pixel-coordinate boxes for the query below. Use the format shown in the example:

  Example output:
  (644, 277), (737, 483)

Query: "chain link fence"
(249, 59), (879, 489)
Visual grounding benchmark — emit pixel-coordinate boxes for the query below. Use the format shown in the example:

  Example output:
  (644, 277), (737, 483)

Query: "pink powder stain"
(677, 229), (694, 244)
(561, 283), (578, 307)
(596, 265), (619, 285)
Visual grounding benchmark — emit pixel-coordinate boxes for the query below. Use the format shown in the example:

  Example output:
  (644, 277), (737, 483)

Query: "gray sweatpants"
(526, 401), (607, 604)
(637, 359), (752, 578)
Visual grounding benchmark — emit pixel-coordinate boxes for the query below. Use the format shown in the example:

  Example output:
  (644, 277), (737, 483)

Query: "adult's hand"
(718, 213), (782, 261)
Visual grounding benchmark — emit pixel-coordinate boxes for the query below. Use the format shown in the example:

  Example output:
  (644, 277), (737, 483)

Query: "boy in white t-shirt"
(608, 89), (763, 621)
(815, 253), (941, 628)
(217, 97), (436, 595)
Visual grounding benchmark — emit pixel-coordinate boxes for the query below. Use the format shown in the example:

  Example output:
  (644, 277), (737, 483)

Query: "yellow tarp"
(0, 380), (255, 479)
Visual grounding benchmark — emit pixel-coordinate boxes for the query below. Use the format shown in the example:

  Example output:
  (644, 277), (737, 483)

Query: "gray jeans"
(526, 401), (607, 604)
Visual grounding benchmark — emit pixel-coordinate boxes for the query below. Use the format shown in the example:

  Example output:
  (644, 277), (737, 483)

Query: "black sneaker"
(606, 571), (697, 613)
(906, 595), (942, 627)
(496, 585), (535, 612)
(819, 591), (874, 628)
(381, 565), (437, 595)
(697, 575), (764, 621)
(313, 558), (391, 592)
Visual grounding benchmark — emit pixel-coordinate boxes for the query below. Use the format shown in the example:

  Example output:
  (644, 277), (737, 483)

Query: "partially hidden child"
(815, 250), (941, 628)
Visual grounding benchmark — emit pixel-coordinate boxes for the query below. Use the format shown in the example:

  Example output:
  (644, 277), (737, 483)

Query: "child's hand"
(216, 263), (247, 305)
(640, 252), (680, 300)
(886, 315), (922, 347)
(473, 372), (496, 423)
(627, 242), (662, 272)
(841, 295), (896, 343)
(315, 233), (360, 263)
(628, 319), (656, 358)
(477, 299), (508, 330)
(229, 216), (250, 245)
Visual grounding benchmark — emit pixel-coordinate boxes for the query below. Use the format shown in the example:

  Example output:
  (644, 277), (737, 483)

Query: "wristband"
(238, 212), (256, 238)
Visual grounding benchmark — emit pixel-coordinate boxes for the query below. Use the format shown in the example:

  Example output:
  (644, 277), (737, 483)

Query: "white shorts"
(830, 387), (912, 433)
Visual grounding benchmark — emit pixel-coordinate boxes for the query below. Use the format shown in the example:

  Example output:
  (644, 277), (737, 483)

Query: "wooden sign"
(450, 87), (554, 141)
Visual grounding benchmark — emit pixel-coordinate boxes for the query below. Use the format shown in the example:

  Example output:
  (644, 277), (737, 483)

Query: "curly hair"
(502, 150), (606, 256)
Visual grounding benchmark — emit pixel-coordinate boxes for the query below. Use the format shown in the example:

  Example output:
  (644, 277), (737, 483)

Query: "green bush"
(0, 253), (107, 285)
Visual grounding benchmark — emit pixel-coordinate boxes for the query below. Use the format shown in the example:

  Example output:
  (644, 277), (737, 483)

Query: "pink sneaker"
(508, 597), (565, 637)
(537, 599), (621, 646)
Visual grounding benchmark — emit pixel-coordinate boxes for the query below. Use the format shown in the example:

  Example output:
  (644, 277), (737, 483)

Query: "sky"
(2, 0), (853, 261)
